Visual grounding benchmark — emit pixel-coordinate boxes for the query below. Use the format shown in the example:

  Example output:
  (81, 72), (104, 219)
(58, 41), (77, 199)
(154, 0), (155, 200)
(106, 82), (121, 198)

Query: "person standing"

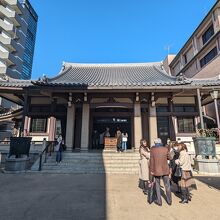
(92, 130), (99, 149)
(55, 134), (63, 164)
(104, 127), (111, 138)
(175, 143), (197, 204)
(139, 139), (150, 194)
(115, 127), (122, 152)
(150, 138), (172, 206)
(169, 142), (181, 194)
(121, 132), (128, 151)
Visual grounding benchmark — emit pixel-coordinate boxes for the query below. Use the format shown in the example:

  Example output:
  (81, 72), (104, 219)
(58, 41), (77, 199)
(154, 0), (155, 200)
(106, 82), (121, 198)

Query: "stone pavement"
(0, 173), (220, 220)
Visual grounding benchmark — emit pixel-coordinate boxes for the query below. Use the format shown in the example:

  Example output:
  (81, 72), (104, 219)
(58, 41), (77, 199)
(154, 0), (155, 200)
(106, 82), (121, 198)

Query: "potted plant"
(193, 128), (217, 158)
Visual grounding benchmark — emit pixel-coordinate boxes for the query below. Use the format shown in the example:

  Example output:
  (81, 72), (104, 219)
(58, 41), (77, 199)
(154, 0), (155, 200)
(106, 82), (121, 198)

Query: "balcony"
(4, 0), (24, 15)
(0, 34), (21, 52)
(0, 61), (7, 75)
(0, 18), (14, 33)
(0, 49), (19, 66)
(0, 5), (15, 18)
(0, 34), (11, 45)
(0, 5), (25, 29)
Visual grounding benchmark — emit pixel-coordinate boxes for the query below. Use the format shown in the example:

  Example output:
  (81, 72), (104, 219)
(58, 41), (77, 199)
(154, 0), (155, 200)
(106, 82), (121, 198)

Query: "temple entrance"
(91, 117), (132, 149)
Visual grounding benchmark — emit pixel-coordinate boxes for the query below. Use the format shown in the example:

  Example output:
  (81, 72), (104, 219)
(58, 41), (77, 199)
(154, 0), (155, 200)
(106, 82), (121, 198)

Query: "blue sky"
(29, 0), (216, 79)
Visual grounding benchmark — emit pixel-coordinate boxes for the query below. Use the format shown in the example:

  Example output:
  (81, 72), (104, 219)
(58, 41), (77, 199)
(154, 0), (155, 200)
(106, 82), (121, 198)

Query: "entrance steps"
(38, 151), (140, 174)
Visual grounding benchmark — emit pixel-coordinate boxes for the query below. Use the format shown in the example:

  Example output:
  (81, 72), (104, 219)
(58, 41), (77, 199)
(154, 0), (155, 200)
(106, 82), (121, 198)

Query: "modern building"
(165, 1), (220, 79)
(163, 0), (220, 129)
(0, 0), (37, 139)
(0, 0), (38, 80)
(0, 62), (220, 151)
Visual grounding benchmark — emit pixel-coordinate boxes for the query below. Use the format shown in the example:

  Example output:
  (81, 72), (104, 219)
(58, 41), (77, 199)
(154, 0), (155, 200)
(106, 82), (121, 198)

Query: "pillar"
(65, 104), (75, 151)
(48, 116), (56, 141)
(197, 88), (204, 129)
(23, 116), (29, 137)
(81, 103), (90, 151)
(134, 102), (142, 150)
(214, 98), (220, 129)
(21, 92), (28, 137)
(149, 104), (158, 147)
(168, 98), (176, 141)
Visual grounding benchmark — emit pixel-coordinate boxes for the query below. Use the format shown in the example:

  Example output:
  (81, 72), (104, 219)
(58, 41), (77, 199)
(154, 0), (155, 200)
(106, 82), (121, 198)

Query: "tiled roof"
(191, 77), (220, 86)
(1, 62), (220, 89)
(0, 78), (32, 88)
(36, 62), (191, 88)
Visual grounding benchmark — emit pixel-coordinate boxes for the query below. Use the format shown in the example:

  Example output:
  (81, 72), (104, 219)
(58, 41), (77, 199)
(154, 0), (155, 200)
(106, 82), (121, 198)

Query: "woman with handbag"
(175, 143), (197, 204)
(55, 134), (63, 164)
(138, 139), (150, 195)
(169, 142), (181, 194)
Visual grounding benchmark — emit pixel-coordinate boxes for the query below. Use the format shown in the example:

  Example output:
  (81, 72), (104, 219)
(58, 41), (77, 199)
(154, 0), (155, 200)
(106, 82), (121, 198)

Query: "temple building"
(0, 62), (220, 150)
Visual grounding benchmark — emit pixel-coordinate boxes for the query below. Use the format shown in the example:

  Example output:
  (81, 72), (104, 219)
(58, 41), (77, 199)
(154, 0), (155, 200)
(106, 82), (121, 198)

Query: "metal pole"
(197, 88), (204, 129)
(214, 98), (220, 129)
(38, 154), (42, 171)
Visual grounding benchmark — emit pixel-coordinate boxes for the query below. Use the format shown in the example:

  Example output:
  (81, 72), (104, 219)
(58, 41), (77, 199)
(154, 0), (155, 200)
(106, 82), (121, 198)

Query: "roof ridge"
(63, 61), (163, 67)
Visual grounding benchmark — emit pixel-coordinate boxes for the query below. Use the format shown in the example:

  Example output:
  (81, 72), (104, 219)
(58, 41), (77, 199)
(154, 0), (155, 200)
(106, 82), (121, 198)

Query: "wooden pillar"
(23, 116), (29, 137)
(134, 102), (142, 150)
(65, 104), (75, 151)
(21, 92), (28, 137)
(141, 109), (148, 140)
(48, 116), (56, 141)
(168, 98), (176, 141)
(197, 88), (204, 129)
(214, 98), (220, 129)
(81, 103), (90, 151)
(149, 104), (158, 147)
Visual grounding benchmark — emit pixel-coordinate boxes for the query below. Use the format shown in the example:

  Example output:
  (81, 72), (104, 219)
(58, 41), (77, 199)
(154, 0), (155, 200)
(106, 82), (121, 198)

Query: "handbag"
(147, 179), (157, 204)
(174, 165), (182, 177)
(138, 179), (144, 190)
(122, 137), (127, 142)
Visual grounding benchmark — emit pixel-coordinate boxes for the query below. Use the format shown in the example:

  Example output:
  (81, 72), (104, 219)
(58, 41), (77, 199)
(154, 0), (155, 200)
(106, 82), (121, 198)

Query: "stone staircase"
(34, 151), (140, 174)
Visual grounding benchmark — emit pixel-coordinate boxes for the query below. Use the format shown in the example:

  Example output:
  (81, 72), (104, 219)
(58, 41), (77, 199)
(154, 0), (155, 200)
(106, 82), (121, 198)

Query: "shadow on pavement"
(0, 153), (106, 220)
(195, 176), (220, 190)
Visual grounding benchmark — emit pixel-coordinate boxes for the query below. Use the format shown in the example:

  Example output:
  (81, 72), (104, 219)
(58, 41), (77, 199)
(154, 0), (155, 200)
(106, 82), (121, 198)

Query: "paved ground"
(0, 173), (220, 220)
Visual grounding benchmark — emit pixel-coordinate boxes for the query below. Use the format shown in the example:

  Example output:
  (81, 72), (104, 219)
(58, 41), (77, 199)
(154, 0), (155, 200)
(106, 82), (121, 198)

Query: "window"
(177, 117), (195, 133)
(202, 25), (214, 45)
(200, 47), (217, 68)
(174, 106), (196, 112)
(30, 118), (47, 133)
(183, 54), (187, 64)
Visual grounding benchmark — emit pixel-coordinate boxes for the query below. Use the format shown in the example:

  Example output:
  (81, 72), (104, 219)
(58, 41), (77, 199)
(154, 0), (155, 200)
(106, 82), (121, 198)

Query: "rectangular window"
(30, 118), (47, 133)
(202, 25), (214, 45)
(200, 47), (217, 68)
(177, 117), (195, 133)
(183, 54), (187, 64)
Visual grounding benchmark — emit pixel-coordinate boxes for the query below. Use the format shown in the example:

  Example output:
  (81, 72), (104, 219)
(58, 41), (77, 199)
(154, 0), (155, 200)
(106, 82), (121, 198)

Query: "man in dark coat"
(150, 138), (172, 206)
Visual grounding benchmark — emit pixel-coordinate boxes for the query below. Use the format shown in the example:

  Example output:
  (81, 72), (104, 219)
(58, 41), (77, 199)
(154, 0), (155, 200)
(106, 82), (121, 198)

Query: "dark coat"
(150, 146), (170, 177)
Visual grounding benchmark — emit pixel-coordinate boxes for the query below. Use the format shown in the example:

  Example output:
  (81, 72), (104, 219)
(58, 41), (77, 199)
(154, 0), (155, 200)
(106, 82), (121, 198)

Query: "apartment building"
(165, 0), (220, 79)
(163, 0), (220, 128)
(0, 0), (38, 80)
